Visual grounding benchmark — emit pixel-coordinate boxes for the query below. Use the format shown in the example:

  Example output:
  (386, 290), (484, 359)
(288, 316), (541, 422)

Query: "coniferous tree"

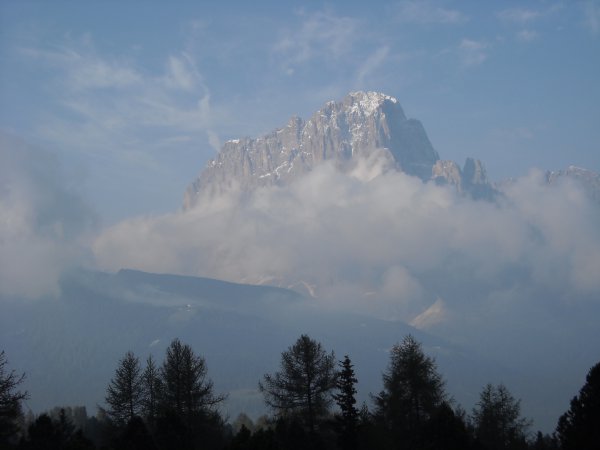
(21, 412), (95, 450)
(231, 412), (255, 435)
(0, 351), (28, 446)
(373, 335), (446, 448)
(23, 414), (61, 449)
(333, 355), (359, 450)
(105, 351), (144, 426)
(531, 431), (559, 450)
(472, 383), (530, 450)
(422, 401), (473, 450)
(113, 416), (156, 450)
(556, 361), (600, 450)
(259, 334), (337, 434)
(160, 339), (225, 426)
(141, 355), (162, 426)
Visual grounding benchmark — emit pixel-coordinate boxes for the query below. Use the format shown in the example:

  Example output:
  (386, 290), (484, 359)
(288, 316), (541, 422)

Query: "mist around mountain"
(1, 92), (599, 433)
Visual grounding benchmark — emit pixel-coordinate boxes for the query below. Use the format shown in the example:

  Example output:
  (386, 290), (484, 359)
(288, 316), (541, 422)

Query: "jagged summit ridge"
(432, 158), (496, 200)
(184, 91), (440, 207)
(345, 91), (399, 115)
(546, 165), (600, 203)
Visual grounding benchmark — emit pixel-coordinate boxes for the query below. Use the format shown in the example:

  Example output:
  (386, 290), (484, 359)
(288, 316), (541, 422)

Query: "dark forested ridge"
(1, 337), (598, 450)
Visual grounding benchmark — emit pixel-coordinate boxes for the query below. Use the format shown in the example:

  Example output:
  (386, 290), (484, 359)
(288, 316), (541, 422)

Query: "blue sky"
(1, 0), (599, 223)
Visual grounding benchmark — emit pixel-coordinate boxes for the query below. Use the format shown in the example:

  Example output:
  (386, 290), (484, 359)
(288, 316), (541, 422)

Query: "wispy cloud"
(496, 8), (542, 23)
(496, 3), (564, 28)
(21, 36), (222, 159)
(394, 0), (467, 24)
(273, 10), (359, 73)
(163, 54), (202, 92)
(458, 38), (488, 66)
(20, 43), (142, 91)
(516, 29), (539, 42)
(356, 46), (390, 86)
(496, 5), (563, 44)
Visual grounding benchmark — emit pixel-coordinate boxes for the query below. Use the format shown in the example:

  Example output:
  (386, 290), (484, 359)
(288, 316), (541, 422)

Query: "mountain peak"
(184, 92), (439, 208)
(547, 165), (600, 203)
(344, 91), (399, 116)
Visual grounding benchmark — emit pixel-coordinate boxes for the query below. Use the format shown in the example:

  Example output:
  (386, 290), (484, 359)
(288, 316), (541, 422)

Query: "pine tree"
(105, 351), (144, 426)
(333, 355), (359, 450)
(259, 334), (337, 434)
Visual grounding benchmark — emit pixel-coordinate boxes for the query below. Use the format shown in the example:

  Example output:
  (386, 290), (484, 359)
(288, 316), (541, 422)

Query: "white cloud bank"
(0, 134), (95, 299)
(93, 157), (600, 329)
(3, 139), (598, 373)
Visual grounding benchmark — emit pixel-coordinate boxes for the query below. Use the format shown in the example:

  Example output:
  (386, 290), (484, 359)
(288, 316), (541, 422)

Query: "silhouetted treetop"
(556, 360), (600, 450)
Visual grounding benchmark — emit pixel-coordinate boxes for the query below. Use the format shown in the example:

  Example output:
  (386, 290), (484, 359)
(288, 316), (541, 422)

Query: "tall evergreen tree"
(0, 351), (28, 445)
(141, 355), (162, 425)
(373, 335), (446, 447)
(472, 383), (530, 450)
(333, 355), (359, 450)
(556, 361), (600, 450)
(160, 339), (225, 426)
(105, 351), (144, 426)
(259, 334), (337, 434)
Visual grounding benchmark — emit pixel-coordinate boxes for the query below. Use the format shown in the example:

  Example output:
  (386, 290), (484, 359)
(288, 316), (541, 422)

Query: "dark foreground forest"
(1, 335), (598, 450)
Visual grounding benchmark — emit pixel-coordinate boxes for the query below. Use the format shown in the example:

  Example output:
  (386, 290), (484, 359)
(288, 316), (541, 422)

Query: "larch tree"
(160, 338), (225, 426)
(0, 351), (28, 445)
(259, 334), (337, 434)
(142, 355), (162, 425)
(105, 351), (144, 426)
(373, 335), (446, 446)
(472, 383), (531, 450)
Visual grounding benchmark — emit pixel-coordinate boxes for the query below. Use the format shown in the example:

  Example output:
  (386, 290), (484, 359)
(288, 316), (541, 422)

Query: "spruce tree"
(333, 355), (359, 450)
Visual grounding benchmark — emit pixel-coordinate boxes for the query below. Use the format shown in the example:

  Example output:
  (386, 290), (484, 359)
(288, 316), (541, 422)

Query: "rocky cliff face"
(184, 92), (441, 208)
(432, 157), (496, 200)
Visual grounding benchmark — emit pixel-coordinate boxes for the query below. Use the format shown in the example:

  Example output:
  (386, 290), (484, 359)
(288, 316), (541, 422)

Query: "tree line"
(1, 335), (598, 450)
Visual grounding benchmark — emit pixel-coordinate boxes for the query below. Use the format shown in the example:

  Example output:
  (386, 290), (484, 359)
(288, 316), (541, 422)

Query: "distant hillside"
(0, 268), (577, 432)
